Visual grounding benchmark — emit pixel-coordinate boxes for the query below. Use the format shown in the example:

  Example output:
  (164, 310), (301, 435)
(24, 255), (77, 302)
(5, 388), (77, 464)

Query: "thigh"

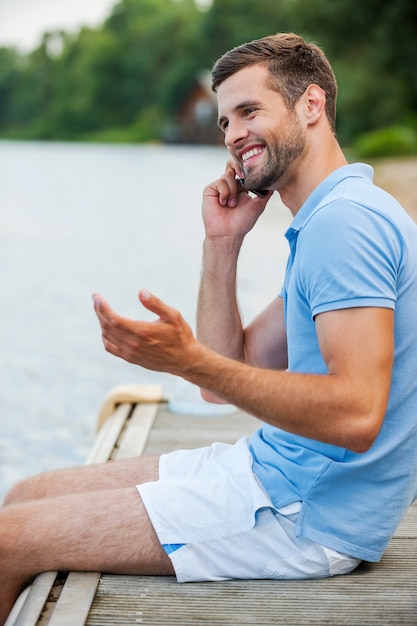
(3, 456), (160, 506)
(2, 486), (174, 577)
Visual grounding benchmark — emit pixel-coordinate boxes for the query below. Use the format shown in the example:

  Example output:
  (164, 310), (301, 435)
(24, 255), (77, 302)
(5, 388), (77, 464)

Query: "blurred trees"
(0, 0), (415, 148)
(200, 0), (293, 62)
(287, 0), (417, 144)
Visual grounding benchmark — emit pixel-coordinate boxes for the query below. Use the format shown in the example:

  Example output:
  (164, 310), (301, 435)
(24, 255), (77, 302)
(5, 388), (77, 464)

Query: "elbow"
(346, 409), (385, 454)
(349, 438), (374, 455)
(200, 387), (229, 405)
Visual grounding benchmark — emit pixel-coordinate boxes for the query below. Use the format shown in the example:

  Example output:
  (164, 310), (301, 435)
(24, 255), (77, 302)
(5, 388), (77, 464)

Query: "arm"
(196, 163), (283, 401)
(196, 240), (288, 402)
(199, 278), (288, 403)
(93, 291), (393, 454)
(195, 305), (394, 453)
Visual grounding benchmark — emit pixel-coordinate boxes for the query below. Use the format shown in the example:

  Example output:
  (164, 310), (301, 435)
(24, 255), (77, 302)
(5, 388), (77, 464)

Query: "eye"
(219, 120), (229, 133)
(244, 106), (257, 117)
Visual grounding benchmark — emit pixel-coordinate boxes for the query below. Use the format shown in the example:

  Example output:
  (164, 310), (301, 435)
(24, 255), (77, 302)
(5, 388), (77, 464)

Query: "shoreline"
(372, 156), (417, 222)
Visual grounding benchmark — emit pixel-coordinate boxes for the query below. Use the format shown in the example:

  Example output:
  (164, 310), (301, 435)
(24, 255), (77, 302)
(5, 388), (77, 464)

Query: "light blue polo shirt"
(249, 163), (417, 562)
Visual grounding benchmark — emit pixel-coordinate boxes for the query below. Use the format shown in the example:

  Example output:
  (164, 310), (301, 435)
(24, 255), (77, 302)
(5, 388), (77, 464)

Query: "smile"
(242, 147), (264, 162)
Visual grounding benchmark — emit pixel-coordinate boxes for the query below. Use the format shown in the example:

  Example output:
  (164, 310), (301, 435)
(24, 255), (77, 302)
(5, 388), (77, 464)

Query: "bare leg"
(0, 484), (174, 625)
(2, 455), (160, 507)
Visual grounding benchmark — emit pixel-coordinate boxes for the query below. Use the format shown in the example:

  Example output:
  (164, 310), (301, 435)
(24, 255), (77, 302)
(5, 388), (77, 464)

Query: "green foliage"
(354, 126), (417, 159)
(200, 0), (293, 62)
(0, 47), (22, 128)
(286, 0), (417, 143)
(82, 105), (165, 143)
(0, 0), (416, 150)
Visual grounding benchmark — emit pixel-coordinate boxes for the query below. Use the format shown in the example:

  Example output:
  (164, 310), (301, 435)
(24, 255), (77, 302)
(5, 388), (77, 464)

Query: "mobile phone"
(236, 176), (269, 198)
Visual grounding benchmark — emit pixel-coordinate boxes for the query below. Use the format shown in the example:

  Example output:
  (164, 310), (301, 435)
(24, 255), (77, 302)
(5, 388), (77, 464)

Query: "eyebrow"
(217, 100), (261, 129)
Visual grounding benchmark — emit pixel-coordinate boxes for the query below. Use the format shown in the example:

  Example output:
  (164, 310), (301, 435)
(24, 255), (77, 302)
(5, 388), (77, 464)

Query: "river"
(0, 140), (291, 500)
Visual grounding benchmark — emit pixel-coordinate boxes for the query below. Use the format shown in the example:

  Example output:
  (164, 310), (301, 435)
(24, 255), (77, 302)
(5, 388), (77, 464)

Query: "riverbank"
(373, 156), (417, 221)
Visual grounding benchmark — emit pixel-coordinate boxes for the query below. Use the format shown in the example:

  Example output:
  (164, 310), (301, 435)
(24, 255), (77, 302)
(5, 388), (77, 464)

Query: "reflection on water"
(0, 140), (291, 499)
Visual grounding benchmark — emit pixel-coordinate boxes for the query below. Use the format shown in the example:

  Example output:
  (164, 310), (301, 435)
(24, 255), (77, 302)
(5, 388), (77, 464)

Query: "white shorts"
(137, 438), (360, 583)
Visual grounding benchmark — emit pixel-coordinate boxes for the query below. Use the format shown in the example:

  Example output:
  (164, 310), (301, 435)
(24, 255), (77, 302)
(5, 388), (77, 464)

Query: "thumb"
(138, 289), (172, 321)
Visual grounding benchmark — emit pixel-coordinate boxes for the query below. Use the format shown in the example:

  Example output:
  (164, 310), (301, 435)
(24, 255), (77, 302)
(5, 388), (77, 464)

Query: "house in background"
(163, 71), (223, 144)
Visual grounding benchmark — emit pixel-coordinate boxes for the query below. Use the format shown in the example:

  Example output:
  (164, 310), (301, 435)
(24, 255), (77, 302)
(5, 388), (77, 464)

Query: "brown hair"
(211, 33), (338, 132)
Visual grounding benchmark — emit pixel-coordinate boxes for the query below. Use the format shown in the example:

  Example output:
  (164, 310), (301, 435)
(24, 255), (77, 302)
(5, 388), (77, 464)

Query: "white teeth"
(242, 147), (263, 162)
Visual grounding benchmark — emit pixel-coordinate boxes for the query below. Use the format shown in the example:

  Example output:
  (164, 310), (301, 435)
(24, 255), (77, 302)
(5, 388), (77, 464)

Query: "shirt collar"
(286, 163), (374, 238)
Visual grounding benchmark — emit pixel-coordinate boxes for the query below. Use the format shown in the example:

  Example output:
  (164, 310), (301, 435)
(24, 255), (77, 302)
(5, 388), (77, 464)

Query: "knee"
(0, 505), (36, 598)
(2, 474), (47, 507)
(0, 505), (26, 573)
(2, 480), (27, 507)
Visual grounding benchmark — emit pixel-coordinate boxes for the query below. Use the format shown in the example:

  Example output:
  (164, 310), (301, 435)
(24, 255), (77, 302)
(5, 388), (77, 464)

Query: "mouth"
(241, 146), (265, 166)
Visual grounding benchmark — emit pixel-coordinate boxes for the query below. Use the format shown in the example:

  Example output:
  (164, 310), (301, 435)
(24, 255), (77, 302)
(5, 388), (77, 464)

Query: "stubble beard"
(243, 115), (306, 194)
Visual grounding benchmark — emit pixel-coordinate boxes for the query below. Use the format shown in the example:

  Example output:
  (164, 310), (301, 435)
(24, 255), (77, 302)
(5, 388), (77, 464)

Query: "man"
(1, 32), (417, 623)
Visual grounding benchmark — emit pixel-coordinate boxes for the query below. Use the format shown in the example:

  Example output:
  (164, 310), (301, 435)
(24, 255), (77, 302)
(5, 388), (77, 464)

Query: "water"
(0, 140), (291, 500)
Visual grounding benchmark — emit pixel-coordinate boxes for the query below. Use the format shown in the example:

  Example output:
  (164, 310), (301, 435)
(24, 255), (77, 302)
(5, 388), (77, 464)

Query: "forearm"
(182, 342), (384, 453)
(197, 236), (245, 361)
(189, 307), (393, 452)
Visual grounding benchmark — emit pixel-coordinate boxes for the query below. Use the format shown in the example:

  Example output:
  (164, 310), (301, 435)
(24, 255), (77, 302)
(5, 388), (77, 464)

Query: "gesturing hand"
(92, 290), (200, 376)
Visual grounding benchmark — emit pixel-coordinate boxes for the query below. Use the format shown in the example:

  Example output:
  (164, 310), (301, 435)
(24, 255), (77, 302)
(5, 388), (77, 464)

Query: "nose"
(224, 118), (248, 149)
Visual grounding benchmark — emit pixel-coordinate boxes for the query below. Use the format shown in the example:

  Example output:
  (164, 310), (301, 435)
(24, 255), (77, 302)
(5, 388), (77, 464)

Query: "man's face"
(217, 63), (306, 193)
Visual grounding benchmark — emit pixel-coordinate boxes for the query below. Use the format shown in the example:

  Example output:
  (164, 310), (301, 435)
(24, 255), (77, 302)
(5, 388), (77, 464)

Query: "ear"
(299, 84), (326, 126)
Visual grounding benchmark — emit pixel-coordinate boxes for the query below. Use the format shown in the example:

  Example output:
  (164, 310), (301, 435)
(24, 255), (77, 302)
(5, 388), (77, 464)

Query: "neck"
(278, 137), (348, 217)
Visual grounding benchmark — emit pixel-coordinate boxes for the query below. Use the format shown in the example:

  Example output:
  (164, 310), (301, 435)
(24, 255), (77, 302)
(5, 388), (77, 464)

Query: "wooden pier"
(7, 384), (417, 625)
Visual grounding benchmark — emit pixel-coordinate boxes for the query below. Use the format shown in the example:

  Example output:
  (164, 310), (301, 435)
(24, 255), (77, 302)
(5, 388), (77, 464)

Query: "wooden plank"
(143, 405), (259, 454)
(10, 572), (58, 626)
(85, 539), (417, 625)
(86, 403), (131, 465)
(113, 402), (160, 459)
(95, 384), (163, 432)
(46, 573), (101, 626)
(394, 502), (417, 537)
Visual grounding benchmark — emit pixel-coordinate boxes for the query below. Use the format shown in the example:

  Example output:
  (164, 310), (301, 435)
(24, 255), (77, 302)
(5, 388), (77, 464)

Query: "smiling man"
(2, 33), (417, 624)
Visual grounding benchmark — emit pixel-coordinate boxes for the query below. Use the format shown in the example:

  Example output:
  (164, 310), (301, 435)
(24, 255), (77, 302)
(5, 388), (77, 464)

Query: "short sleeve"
(296, 201), (403, 319)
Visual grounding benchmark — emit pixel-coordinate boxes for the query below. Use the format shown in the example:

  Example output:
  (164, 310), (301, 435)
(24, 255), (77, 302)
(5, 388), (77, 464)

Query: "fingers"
(92, 292), (109, 315)
(92, 292), (122, 331)
(92, 291), (153, 342)
(222, 160), (247, 206)
(92, 293), (132, 358)
(225, 158), (245, 183)
(204, 161), (244, 208)
(91, 291), (199, 376)
(92, 290), (189, 370)
(205, 160), (274, 210)
(138, 288), (176, 322)
(207, 177), (240, 208)
(93, 290), (170, 324)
